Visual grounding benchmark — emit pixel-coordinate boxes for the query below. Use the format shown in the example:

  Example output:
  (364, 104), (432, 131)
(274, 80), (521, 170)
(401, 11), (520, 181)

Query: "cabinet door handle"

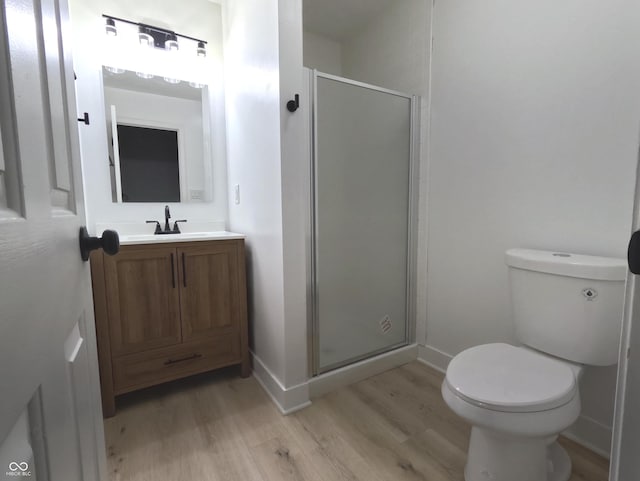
(182, 252), (187, 287)
(170, 253), (176, 288)
(164, 353), (202, 365)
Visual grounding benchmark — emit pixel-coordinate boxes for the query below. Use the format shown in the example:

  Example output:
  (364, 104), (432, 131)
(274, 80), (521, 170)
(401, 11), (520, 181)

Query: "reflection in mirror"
(103, 67), (209, 203)
(117, 124), (179, 202)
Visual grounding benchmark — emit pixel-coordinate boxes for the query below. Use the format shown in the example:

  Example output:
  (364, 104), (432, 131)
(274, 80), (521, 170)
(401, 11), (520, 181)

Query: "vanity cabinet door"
(104, 245), (182, 356)
(177, 241), (242, 350)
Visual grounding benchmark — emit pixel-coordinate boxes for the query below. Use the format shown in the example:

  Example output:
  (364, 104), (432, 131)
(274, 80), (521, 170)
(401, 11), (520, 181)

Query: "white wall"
(427, 0), (640, 455)
(279, 0), (310, 389)
(222, 0), (309, 409)
(303, 30), (342, 75)
(340, 0), (432, 346)
(222, 0), (288, 384)
(69, 0), (227, 232)
(341, 0), (431, 99)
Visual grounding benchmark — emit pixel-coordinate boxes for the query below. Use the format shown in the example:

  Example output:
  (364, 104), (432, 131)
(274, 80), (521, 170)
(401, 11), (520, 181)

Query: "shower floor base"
(309, 344), (418, 399)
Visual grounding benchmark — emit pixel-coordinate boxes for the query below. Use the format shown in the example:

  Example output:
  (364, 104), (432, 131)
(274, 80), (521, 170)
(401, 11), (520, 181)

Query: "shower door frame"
(308, 70), (420, 376)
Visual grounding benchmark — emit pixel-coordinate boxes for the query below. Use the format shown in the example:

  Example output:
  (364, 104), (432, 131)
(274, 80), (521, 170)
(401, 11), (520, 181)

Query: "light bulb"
(105, 17), (117, 37)
(138, 27), (154, 48)
(136, 72), (153, 79)
(105, 66), (125, 74)
(196, 41), (206, 57)
(165, 34), (179, 52)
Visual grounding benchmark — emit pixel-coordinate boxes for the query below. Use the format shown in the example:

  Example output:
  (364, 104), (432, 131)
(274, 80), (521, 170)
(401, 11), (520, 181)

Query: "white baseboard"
(309, 344), (418, 399)
(417, 344), (451, 372)
(417, 343), (612, 458)
(251, 352), (311, 415)
(564, 415), (612, 459)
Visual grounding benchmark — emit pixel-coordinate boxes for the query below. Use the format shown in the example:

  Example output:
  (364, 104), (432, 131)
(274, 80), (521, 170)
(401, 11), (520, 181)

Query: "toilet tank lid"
(505, 248), (627, 281)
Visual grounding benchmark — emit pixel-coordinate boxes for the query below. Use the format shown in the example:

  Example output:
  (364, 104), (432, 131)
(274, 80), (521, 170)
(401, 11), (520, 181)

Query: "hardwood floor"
(104, 361), (609, 481)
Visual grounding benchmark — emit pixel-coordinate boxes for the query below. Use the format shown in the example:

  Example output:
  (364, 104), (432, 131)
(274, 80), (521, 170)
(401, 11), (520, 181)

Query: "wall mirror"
(103, 67), (212, 203)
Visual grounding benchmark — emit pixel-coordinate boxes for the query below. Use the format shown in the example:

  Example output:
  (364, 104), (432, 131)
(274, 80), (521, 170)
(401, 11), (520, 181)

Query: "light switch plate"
(190, 189), (204, 201)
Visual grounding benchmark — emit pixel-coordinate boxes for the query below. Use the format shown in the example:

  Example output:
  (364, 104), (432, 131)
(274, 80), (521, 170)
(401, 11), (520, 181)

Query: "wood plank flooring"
(104, 361), (609, 481)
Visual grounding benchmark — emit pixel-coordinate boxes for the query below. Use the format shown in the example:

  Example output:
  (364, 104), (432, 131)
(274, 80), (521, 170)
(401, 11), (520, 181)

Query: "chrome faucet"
(145, 205), (187, 234)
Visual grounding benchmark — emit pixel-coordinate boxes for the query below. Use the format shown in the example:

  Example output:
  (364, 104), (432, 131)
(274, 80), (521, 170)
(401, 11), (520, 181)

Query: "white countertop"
(118, 231), (245, 245)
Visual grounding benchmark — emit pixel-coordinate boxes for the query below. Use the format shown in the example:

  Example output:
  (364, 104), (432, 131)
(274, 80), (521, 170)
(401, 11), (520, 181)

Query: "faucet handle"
(172, 220), (187, 233)
(146, 220), (162, 234)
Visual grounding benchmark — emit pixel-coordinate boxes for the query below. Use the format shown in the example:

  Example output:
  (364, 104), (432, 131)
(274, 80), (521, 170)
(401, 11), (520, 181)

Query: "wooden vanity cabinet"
(90, 239), (249, 417)
(104, 246), (182, 356)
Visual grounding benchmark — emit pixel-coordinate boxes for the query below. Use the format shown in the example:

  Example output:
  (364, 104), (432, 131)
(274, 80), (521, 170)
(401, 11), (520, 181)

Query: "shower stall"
(308, 70), (419, 376)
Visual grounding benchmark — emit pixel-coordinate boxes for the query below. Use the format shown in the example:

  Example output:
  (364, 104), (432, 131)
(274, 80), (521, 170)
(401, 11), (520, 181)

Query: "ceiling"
(303, 0), (396, 41)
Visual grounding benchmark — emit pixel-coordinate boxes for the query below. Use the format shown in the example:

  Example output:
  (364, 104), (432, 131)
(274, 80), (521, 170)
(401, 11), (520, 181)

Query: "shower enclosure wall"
(308, 70), (419, 375)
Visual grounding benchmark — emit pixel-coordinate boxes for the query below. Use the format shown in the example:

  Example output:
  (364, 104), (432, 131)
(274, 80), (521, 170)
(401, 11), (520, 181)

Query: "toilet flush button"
(582, 288), (597, 300)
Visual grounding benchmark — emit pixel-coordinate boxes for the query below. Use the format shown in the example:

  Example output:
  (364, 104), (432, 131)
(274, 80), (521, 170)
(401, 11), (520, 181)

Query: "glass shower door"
(312, 72), (414, 374)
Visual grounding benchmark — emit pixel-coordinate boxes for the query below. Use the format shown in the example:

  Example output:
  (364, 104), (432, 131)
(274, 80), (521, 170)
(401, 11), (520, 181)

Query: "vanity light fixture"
(196, 41), (206, 57)
(105, 17), (117, 36)
(102, 14), (207, 57)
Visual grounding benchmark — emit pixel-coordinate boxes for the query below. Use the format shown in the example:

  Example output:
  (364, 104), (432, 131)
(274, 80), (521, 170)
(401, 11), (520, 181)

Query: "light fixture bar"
(102, 14), (207, 46)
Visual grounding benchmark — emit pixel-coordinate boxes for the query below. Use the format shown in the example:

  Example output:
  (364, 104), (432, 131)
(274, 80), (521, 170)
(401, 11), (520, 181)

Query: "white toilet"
(441, 248), (626, 481)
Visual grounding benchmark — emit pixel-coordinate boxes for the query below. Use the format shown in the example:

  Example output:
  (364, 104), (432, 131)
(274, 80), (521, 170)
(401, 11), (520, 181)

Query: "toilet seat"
(445, 343), (577, 413)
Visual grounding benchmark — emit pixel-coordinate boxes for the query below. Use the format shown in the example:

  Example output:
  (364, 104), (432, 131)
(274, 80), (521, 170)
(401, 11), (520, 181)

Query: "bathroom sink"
(119, 231), (245, 245)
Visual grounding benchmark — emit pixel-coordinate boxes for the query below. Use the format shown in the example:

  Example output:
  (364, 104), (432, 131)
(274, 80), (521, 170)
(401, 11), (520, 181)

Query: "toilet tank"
(506, 248), (627, 366)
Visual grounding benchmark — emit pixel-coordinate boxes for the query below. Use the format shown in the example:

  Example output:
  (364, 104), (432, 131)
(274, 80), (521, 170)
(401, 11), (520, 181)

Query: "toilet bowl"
(441, 249), (626, 481)
(442, 343), (581, 481)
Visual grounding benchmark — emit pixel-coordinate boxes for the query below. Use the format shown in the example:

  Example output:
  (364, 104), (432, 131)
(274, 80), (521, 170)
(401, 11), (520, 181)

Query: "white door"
(612, 155), (640, 480)
(0, 0), (107, 479)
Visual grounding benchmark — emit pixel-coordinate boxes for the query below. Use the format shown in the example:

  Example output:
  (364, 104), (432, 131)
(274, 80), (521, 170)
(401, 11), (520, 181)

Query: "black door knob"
(79, 227), (120, 262)
(628, 230), (640, 274)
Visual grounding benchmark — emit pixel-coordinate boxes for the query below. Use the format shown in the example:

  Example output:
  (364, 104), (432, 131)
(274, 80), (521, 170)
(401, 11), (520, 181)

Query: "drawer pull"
(182, 252), (187, 287)
(170, 253), (176, 288)
(164, 353), (202, 366)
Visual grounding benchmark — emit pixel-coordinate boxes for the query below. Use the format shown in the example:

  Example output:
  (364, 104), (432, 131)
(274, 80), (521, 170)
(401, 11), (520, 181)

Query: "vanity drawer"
(112, 334), (240, 394)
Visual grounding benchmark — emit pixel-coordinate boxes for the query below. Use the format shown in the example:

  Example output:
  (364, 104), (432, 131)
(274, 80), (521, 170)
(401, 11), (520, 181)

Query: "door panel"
(0, 3), (21, 218)
(65, 315), (100, 481)
(38, 0), (75, 211)
(105, 246), (182, 355)
(1, 0), (108, 477)
(178, 242), (240, 340)
(612, 162), (640, 478)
